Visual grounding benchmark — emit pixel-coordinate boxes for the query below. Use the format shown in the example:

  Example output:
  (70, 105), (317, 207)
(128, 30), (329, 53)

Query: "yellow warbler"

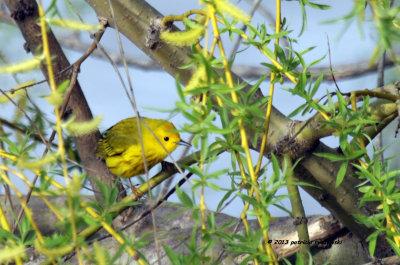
(97, 117), (190, 178)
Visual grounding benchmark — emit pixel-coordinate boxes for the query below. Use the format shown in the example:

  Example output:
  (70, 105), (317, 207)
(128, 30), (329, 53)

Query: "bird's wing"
(96, 118), (139, 157)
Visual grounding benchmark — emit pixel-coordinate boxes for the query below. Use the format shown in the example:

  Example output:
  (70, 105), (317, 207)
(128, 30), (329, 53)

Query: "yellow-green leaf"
(336, 162), (348, 187)
(32, 188), (64, 196)
(45, 90), (64, 107)
(161, 26), (204, 47)
(69, 171), (83, 197)
(46, 18), (102, 31)
(184, 64), (207, 94)
(0, 55), (44, 74)
(62, 115), (103, 136)
(17, 152), (59, 170)
(35, 239), (74, 258)
(215, 0), (251, 24)
(0, 81), (32, 104)
(0, 244), (25, 264)
(94, 242), (108, 265)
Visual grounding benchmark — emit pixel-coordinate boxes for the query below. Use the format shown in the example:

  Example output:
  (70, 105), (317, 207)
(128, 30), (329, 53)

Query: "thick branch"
(5, 0), (118, 201)
(83, 0), (391, 242)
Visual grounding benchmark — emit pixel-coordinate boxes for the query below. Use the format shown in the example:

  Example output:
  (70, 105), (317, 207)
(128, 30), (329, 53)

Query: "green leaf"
(314, 152), (345, 162)
(336, 162), (348, 187)
(298, 0), (307, 36)
(246, 74), (268, 102)
(366, 230), (379, 257)
(271, 153), (280, 183)
(175, 78), (185, 102)
(305, 54), (326, 72)
(304, 0), (331, 10)
(288, 103), (308, 118)
(162, 208), (187, 222)
(0, 228), (20, 243)
(18, 215), (34, 244)
(295, 251), (305, 265)
(275, 43), (287, 64)
(245, 210), (261, 217)
(386, 237), (400, 257)
(358, 185), (373, 193)
(310, 74), (323, 98)
(205, 181), (221, 191)
(175, 186), (193, 207)
(163, 244), (181, 265)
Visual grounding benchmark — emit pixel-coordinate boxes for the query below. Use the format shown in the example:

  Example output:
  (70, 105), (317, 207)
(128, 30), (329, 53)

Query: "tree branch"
(59, 34), (394, 82)
(83, 0), (392, 244)
(5, 0), (119, 201)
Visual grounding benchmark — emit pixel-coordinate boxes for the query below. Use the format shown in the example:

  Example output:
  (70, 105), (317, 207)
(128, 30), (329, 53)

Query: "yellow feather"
(97, 117), (187, 178)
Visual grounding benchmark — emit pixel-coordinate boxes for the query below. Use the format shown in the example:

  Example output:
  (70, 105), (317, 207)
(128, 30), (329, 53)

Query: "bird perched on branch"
(97, 117), (190, 185)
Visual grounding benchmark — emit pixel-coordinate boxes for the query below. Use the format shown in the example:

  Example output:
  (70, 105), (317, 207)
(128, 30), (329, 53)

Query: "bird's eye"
(164, 136), (169, 141)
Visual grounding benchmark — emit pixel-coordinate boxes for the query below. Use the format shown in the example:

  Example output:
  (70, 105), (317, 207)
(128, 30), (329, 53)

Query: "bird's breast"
(105, 145), (166, 178)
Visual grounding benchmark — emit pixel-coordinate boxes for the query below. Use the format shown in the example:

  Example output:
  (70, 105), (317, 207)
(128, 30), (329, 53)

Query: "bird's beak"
(177, 139), (191, 147)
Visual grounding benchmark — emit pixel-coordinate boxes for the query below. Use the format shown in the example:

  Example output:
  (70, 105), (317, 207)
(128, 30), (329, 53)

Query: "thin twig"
(0, 89), (49, 148)
(376, 51), (386, 163)
(62, 171), (195, 263)
(326, 34), (341, 94)
(57, 33), (395, 82)
(91, 171), (194, 244)
(122, 172), (194, 232)
(11, 22), (107, 233)
(0, 118), (58, 148)
(105, 0), (162, 262)
(228, 0), (262, 61)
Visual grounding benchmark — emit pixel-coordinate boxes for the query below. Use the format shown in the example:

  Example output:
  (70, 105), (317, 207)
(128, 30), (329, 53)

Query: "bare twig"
(245, 0), (275, 25)
(376, 51), (386, 163)
(89, 170), (194, 246)
(61, 36), (160, 69)
(105, 0), (162, 262)
(11, 20), (108, 233)
(326, 34), (341, 93)
(0, 90), (49, 148)
(122, 172), (194, 232)
(228, 0), (262, 61)
(0, 118), (58, 148)
(59, 34), (395, 82)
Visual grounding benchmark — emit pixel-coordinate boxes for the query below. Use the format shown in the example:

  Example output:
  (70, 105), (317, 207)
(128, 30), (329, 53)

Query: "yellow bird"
(97, 117), (190, 179)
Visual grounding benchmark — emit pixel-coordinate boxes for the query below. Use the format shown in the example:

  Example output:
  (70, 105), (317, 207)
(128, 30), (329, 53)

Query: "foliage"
(0, 0), (399, 264)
